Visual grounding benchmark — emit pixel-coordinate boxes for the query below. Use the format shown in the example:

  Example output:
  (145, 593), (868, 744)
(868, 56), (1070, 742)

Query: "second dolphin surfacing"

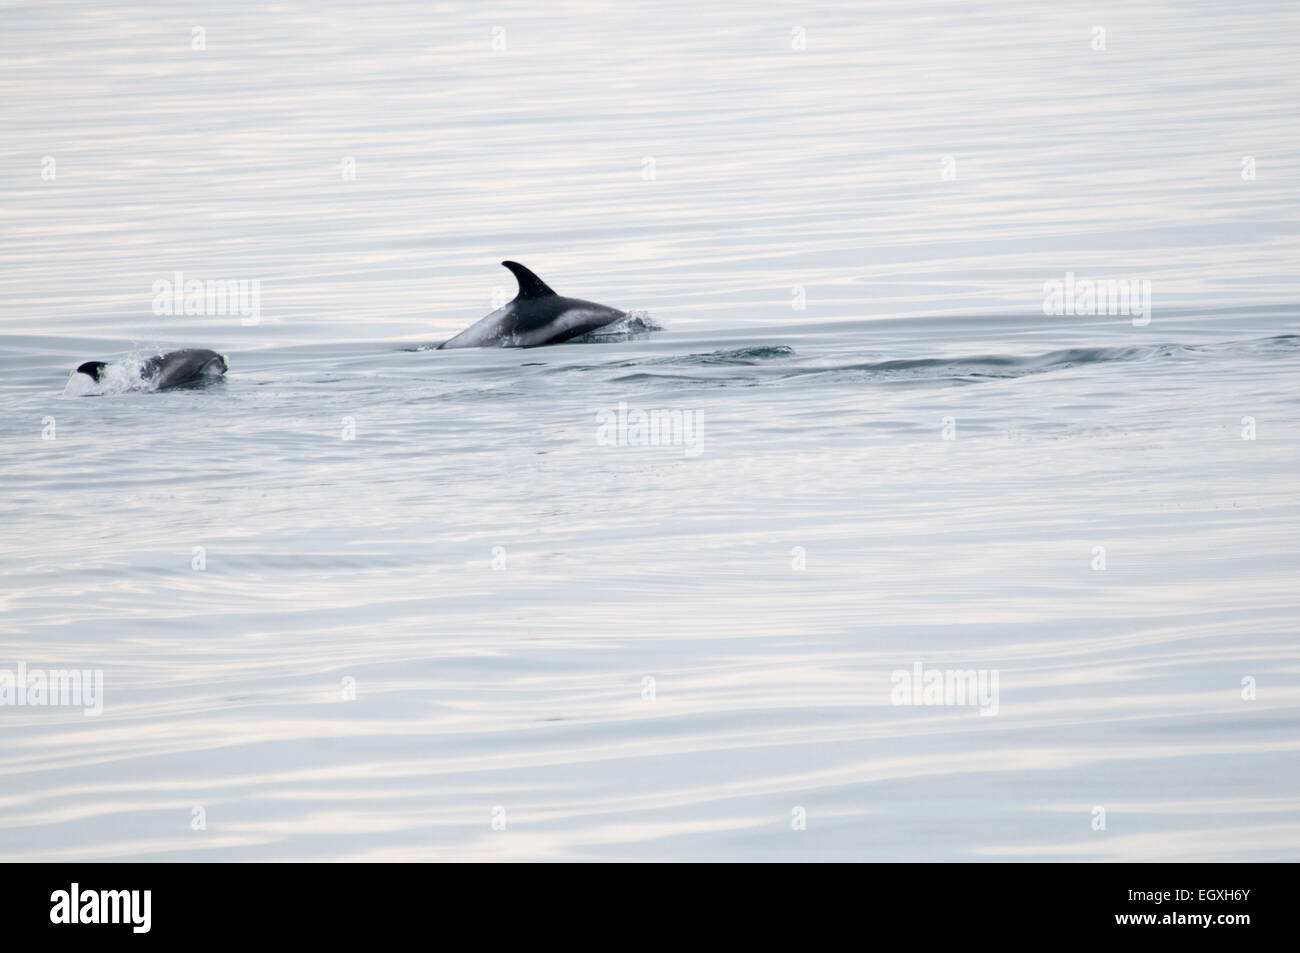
(437, 261), (627, 349)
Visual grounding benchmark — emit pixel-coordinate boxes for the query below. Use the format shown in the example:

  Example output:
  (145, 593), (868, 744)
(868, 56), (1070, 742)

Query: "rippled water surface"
(1, 1), (1298, 861)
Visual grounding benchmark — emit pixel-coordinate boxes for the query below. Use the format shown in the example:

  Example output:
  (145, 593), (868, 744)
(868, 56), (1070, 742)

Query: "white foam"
(60, 354), (160, 397)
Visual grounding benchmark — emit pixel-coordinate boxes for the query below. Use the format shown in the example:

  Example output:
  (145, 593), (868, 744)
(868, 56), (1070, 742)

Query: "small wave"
(1236, 333), (1300, 353)
(603, 344), (795, 382)
(690, 345), (796, 364)
(783, 344), (1165, 385)
(622, 344), (797, 368)
(601, 333), (1296, 389)
(786, 335), (1300, 385)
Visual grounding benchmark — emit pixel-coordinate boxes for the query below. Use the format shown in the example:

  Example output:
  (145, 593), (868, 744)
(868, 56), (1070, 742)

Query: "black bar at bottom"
(4, 862), (1282, 941)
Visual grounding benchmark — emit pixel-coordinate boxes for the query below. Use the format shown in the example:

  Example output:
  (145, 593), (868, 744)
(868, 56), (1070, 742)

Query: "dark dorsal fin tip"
(501, 261), (557, 299)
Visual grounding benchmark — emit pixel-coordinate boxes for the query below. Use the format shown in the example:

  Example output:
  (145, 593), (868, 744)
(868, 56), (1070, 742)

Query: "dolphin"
(437, 261), (627, 349)
(75, 349), (229, 390)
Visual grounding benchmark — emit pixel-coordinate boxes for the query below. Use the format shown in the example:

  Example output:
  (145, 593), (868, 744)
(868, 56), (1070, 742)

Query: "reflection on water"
(1, 0), (1298, 861)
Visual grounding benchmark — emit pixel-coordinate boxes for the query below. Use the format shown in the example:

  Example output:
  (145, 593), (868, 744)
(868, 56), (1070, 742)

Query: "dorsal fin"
(501, 261), (557, 299)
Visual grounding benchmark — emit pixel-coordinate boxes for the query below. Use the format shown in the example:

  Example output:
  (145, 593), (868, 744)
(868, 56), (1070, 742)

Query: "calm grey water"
(1, 1), (1298, 861)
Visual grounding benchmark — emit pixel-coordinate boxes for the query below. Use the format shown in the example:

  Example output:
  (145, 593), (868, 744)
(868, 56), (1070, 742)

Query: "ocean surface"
(1, 1), (1298, 861)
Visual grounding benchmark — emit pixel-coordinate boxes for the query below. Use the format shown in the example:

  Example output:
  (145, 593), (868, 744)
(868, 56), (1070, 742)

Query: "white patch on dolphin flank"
(513, 307), (617, 347)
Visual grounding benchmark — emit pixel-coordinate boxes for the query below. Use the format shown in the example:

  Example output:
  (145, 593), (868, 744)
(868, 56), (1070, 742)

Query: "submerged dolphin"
(75, 349), (229, 390)
(437, 261), (627, 349)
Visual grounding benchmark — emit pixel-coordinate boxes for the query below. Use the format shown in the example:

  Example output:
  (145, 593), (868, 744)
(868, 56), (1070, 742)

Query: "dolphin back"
(146, 349), (228, 389)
